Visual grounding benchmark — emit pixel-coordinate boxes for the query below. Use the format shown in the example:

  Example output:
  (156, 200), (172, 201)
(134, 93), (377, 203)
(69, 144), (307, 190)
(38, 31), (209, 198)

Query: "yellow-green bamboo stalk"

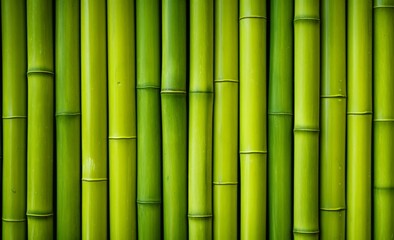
(320, 0), (346, 239)
(55, 0), (81, 238)
(373, 0), (394, 238)
(27, 0), (54, 238)
(2, 0), (27, 238)
(214, 0), (238, 239)
(347, 1), (372, 239)
(293, 1), (320, 239)
(162, 0), (187, 239)
(81, 0), (108, 238)
(188, 0), (213, 239)
(108, 0), (136, 239)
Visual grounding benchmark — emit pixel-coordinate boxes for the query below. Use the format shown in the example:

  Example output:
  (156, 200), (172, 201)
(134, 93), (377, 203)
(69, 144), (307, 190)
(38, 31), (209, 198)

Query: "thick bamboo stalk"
(347, 1), (372, 239)
(320, 0), (346, 239)
(2, 0), (27, 238)
(293, 1), (320, 239)
(55, 0), (81, 238)
(213, 0), (238, 239)
(188, 0), (213, 239)
(136, 0), (162, 238)
(268, 0), (293, 239)
(239, 0), (267, 239)
(373, 0), (394, 238)
(108, 0), (136, 239)
(81, 0), (108, 238)
(162, 0), (187, 239)
(27, 0), (54, 238)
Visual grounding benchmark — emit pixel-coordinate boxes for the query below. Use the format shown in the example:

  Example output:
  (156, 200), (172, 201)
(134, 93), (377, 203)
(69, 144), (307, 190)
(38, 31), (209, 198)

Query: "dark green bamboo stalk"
(347, 1), (372, 239)
(213, 0), (238, 239)
(27, 0), (54, 238)
(2, 0), (27, 238)
(320, 0), (346, 239)
(162, 0), (187, 239)
(55, 0), (81, 238)
(188, 0), (213, 239)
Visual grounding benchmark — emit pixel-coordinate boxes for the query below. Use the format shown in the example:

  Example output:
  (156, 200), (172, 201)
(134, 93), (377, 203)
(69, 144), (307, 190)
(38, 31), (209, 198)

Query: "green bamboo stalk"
(55, 0), (81, 238)
(347, 1), (372, 239)
(188, 0), (213, 239)
(320, 0), (346, 239)
(293, 1), (320, 239)
(162, 0), (187, 239)
(81, 0), (107, 238)
(27, 0), (54, 238)
(213, 0), (238, 239)
(136, 0), (162, 238)
(268, 0), (293, 239)
(373, 0), (394, 238)
(108, 0), (136, 239)
(2, 0), (27, 238)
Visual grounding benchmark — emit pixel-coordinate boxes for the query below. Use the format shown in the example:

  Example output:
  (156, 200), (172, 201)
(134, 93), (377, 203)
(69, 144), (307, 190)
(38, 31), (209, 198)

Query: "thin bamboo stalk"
(2, 0), (27, 238)
(161, 0), (187, 239)
(55, 0), (81, 238)
(268, 0), (293, 239)
(81, 0), (108, 238)
(188, 0), (213, 239)
(347, 1), (372, 239)
(26, 0), (54, 238)
(373, 0), (394, 238)
(213, 0), (238, 239)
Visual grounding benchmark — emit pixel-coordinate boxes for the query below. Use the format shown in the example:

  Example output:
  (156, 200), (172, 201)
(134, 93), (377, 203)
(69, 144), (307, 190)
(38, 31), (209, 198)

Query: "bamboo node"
(188, 214), (212, 219)
(239, 15), (267, 20)
(27, 69), (54, 76)
(374, 4), (394, 8)
(347, 111), (372, 115)
(293, 229), (320, 234)
(320, 207), (346, 211)
(373, 118), (394, 122)
(108, 135), (137, 140)
(294, 17), (320, 22)
(213, 181), (238, 185)
(161, 89), (187, 94)
(214, 79), (239, 83)
(136, 85), (160, 90)
(239, 150), (267, 154)
(56, 112), (81, 117)
(293, 128), (320, 133)
(26, 212), (53, 218)
(268, 112), (293, 116)
(320, 94), (347, 98)
(2, 218), (27, 222)
(136, 200), (161, 204)
(189, 90), (214, 94)
(2, 115), (27, 119)
(82, 178), (107, 182)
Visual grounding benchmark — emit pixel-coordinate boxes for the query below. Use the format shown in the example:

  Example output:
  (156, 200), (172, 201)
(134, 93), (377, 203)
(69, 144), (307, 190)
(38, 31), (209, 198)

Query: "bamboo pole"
(268, 0), (293, 239)
(161, 0), (187, 239)
(81, 0), (108, 238)
(26, 0), (54, 238)
(373, 0), (394, 238)
(108, 0), (136, 239)
(188, 0), (213, 239)
(320, 0), (346, 239)
(136, 0), (162, 238)
(347, 1), (372, 239)
(214, 0), (238, 239)
(55, 0), (81, 238)
(2, 0), (27, 238)
(293, 1), (320, 239)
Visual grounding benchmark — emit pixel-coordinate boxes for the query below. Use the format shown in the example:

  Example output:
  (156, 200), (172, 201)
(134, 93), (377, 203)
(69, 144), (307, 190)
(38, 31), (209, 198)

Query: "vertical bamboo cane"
(320, 0), (346, 239)
(347, 1), (372, 239)
(162, 0), (187, 239)
(373, 0), (394, 238)
(2, 0), (27, 238)
(108, 0), (136, 239)
(268, 1), (293, 239)
(214, 0), (238, 239)
(27, 0), (54, 238)
(188, 0), (213, 239)
(81, 0), (108, 239)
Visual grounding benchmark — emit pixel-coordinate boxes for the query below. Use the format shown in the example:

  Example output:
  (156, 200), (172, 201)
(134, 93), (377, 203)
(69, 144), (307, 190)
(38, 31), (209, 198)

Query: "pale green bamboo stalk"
(2, 0), (27, 238)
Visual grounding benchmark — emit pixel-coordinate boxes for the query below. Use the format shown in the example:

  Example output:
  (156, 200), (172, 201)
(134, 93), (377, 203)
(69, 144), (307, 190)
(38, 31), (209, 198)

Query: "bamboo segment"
(320, 0), (346, 239)
(373, 0), (394, 238)
(268, 0), (293, 239)
(214, 1), (238, 239)
(2, 0), (27, 238)
(136, 0), (162, 238)
(347, 1), (372, 239)
(81, 0), (108, 239)
(55, 0), (81, 238)
(27, 0), (54, 238)
(189, 0), (214, 239)
(162, 0), (187, 239)
(108, 0), (136, 239)
(293, 1), (320, 239)
(240, 0), (267, 239)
